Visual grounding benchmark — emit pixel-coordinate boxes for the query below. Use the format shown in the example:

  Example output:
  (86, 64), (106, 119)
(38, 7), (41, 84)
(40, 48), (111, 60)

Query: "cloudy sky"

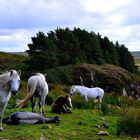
(0, 0), (140, 52)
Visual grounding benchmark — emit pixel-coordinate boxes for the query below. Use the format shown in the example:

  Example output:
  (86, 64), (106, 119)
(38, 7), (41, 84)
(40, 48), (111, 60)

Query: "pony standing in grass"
(0, 69), (21, 131)
(70, 85), (104, 109)
(16, 73), (48, 115)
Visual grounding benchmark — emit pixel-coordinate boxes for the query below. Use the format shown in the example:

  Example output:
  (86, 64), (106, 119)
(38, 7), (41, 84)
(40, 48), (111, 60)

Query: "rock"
(101, 121), (109, 129)
(94, 125), (101, 129)
(101, 117), (104, 121)
(97, 131), (111, 136)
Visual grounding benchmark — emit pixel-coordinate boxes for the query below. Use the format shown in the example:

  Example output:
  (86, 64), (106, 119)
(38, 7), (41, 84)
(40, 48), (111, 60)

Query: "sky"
(0, 0), (140, 52)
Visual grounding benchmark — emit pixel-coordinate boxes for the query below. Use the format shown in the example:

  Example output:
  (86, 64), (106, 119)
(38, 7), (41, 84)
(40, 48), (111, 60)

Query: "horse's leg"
(39, 95), (46, 115)
(64, 104), (71, 113)
(61, 105), (68, 113)
(31, 96), (37, 113)
(0, 93), (11, 131)
(99, 98), (102, 109)
(0, 106), (4, 131)
(0, 103), (8, 131)
(84, 96), (88, 102)
(64, 104), (68, 112)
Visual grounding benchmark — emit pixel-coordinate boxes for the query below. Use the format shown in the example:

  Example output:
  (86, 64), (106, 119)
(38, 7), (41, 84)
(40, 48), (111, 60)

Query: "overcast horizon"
(0, 0), (140, 52)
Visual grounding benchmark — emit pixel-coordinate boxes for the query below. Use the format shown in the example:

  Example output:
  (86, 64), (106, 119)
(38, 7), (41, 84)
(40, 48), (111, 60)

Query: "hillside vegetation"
(0, 52), (29, 79)
(134, 57), (140, 71)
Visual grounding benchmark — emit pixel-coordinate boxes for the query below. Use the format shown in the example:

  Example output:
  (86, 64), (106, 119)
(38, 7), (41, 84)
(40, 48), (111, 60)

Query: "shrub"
(101, 102), (108, 115)
(117, 109), (140, 137)
(103, 92), (140, 108)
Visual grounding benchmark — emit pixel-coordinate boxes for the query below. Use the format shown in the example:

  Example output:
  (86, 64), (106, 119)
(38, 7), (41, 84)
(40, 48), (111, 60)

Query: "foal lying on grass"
(3, 112), (59, 125)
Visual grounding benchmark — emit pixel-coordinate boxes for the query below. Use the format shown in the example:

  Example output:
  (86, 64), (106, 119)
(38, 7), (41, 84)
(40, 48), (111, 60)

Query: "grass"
(0, 106), (137, 140)
(1, 83), (140, 140)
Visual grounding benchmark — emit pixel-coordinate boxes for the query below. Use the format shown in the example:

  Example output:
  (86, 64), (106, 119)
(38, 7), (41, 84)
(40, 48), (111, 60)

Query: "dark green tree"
(26, 28), (137, 73)
(26, 32), (58, 71)
(117, 44), (136, 72)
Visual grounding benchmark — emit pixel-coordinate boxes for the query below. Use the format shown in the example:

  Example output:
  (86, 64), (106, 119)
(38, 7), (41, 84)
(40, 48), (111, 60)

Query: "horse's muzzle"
(11, 90), (17, 96)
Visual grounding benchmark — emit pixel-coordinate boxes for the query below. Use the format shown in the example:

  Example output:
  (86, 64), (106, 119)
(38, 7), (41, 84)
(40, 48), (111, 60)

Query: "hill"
(131, 51), (140, 57)
(0, 52), (29, 78)
(46, 63), (140, 98)
(8, 51), (28, 56)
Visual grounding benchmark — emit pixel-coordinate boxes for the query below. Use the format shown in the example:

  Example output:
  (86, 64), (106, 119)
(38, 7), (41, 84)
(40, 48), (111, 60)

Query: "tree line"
(26, 27), (137, 73)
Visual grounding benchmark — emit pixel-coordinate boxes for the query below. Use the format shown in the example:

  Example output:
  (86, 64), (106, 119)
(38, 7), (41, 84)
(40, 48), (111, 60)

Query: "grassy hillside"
(0, 106), (138, 140)
(135, 57), (140, 71)
(0, 52), (29, 79)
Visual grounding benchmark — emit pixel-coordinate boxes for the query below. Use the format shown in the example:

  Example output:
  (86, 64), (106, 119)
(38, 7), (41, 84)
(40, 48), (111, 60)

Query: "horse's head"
(9, 70), (21, 96)
(70, 86), (77, 96)
(64, 94), (72, 107)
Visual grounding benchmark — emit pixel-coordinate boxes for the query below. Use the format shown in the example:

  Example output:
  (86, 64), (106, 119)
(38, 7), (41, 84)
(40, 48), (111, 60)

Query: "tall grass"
(117, 109), (140, 137)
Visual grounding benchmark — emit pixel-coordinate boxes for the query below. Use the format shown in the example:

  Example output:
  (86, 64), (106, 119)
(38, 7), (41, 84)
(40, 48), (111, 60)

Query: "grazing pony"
(51, 94), (72, 114)
(16, 73), (48, 115)
(0, 69), (21, 131)
(70, 85), (104, 109)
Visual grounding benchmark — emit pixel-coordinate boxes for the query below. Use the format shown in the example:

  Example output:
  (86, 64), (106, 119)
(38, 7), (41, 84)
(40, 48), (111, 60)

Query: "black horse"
(3, 112), (59, 125)
(51, 94), (72, 114)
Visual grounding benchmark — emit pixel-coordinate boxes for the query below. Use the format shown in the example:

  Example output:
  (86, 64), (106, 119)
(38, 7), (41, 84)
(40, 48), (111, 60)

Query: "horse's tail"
(16, 79), (37, 108)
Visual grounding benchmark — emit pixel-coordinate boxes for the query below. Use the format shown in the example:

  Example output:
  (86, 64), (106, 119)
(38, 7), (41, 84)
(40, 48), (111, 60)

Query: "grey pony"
(3, 112), (59, 125)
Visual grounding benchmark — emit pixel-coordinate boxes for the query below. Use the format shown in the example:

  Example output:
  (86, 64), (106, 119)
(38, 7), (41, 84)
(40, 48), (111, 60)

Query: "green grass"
(0, 106), (136, 140)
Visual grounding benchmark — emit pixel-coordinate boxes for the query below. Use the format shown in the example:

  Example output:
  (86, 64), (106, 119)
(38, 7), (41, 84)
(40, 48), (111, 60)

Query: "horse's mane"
(0, 71), (10, 88)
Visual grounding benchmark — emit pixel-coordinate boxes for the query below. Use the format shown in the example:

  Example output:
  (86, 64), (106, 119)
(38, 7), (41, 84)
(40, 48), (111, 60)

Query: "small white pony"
(70, 85), (104, 109)
(0, 69), (21, 131)
(16, 73), (48, 115)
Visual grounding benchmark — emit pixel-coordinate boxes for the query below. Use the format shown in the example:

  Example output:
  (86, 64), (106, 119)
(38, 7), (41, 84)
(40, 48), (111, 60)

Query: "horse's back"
(27, 75), (48, 95)
(93, 87), (104, 97)
(78, 86), (104, 98)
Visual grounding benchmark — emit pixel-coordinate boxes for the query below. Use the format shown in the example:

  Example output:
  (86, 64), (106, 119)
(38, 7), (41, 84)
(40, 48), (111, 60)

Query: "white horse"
(0, 69), (21, 131)
(16, 73), (48, 115)
(70, 85), (104, 109)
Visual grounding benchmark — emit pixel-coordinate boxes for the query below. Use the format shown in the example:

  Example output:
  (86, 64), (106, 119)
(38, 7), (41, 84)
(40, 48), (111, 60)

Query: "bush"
(101, 102), (108, 115)
(104, 92), (140, 109)
(104, 93), (125, 106)
(117, 109), (140, 137)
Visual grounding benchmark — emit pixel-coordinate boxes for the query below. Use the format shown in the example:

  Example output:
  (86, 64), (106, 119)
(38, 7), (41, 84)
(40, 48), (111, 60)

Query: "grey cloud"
(0, 0), (139, 52)
(0, 0), (84, 29)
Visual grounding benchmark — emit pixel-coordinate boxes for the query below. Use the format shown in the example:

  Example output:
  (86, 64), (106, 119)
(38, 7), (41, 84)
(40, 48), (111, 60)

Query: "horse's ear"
(18, 70), (21, 76)
(10, 69), (13, 76)
(44, 73), (47, 78)
(64, 94), (69, 98)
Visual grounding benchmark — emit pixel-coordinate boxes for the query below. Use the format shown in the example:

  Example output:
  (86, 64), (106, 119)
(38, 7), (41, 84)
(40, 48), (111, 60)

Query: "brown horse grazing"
(51, 94), (72, 114)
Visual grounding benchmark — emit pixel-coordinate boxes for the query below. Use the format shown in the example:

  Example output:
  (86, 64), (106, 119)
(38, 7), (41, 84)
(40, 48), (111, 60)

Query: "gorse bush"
(117, 109), (140, 137)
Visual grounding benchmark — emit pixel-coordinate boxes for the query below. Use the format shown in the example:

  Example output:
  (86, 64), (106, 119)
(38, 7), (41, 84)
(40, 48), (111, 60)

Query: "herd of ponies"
(0, 69), (104, 131)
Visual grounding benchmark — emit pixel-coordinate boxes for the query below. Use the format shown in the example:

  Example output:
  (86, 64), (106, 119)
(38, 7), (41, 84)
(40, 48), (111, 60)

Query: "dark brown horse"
(51, 94), (72, 114)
